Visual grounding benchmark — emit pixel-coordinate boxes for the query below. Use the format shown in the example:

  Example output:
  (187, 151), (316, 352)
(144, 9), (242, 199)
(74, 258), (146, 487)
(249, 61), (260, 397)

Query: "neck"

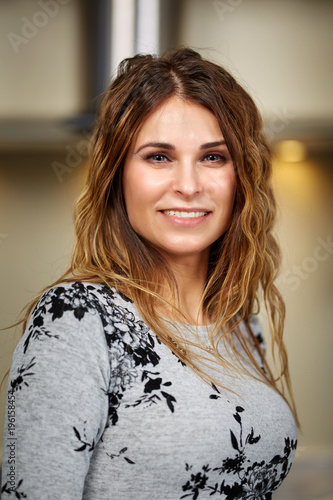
(161, 252), (210, 325)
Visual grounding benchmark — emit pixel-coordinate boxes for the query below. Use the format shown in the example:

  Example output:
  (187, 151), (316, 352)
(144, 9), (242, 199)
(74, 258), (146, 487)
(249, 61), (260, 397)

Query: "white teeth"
(163, 210), (208, 218)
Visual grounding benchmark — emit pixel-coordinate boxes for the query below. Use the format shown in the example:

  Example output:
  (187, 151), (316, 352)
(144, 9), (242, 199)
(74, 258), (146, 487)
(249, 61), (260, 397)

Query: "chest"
(84, 332), (297, 500)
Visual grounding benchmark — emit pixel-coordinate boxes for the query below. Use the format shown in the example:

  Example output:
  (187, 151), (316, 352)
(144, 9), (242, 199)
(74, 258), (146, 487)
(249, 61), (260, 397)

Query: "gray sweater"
(1, 282), (297, 499)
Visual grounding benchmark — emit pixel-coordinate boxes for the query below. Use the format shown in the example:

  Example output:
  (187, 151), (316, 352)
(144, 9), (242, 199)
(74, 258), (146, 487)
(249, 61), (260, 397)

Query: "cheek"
(122, 170), (160, 231)
(122, 182), (142, 233)
(228, 177), (237, 206)
(122, 166), (143, 212)
(214, 171), (237, 207)
(124, 169), (166, 210)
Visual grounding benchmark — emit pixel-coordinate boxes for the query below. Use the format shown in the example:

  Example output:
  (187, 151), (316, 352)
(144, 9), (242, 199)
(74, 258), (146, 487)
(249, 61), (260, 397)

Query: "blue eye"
(153, 154), (167, 161)
(205, 154), (220, 161)
(204, 153), (229, 163)
(146, 153), (168, 162)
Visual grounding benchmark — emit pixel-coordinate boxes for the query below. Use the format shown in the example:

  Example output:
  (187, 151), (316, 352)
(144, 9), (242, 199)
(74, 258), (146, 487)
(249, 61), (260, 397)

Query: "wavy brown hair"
(10, 47), (298, 423)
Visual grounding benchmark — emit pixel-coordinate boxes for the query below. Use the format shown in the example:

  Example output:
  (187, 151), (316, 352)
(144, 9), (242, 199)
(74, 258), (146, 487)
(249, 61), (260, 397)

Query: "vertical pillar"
(110, 0), (136, 77)
(136, 0), (160, 54)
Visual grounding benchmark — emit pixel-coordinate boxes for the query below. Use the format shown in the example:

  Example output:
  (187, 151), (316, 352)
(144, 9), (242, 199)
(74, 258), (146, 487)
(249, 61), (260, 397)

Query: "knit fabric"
(1, 282), (297, 499)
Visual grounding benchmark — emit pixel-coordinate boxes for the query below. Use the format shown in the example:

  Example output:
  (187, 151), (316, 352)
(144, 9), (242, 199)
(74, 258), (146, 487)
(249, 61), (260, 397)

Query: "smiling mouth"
(161, 210), (210, 218)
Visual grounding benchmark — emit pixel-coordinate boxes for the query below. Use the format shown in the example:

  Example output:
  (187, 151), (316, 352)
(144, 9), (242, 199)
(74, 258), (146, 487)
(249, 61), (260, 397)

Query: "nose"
(172, 161), (202, 198)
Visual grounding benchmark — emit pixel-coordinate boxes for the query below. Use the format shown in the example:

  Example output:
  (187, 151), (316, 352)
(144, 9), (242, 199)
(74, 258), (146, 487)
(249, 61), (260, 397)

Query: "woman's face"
(122, 96), (237, 267)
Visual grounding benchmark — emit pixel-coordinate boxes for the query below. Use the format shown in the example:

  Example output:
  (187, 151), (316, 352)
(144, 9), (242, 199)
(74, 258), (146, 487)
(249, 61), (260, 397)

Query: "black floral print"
(1, 479), (27, 498)
(106, 447), (135, 465)
(91, 289), (178, 424)
(10, 358), (36, 392)
(125, 369), (176, 412)
(16, 283), (178, 426)
(2, 282), (297, 499)
(22, 282), (104, 354)
(181, 406), (297, 499)
(73, 422), (96, 453)
(182, 464), (211, 500)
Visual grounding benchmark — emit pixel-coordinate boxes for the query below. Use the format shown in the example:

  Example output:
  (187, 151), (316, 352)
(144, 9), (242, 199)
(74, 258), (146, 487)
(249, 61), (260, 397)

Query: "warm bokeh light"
(277, 140), (308, 163)
(1, 1), (333, 497)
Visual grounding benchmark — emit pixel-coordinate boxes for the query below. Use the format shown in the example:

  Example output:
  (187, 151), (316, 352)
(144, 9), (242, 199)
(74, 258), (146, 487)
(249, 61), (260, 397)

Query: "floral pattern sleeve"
(1, 283), (297, 500)
(1, 284), (111, 499)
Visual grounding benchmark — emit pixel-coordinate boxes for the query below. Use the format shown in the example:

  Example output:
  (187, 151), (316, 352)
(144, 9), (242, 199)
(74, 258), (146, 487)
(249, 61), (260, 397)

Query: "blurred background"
(0, 0), (332, 498)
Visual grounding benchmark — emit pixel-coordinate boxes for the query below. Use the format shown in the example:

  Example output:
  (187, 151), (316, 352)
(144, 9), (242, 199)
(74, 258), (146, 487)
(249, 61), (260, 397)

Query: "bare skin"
(123, 97), (236, 324)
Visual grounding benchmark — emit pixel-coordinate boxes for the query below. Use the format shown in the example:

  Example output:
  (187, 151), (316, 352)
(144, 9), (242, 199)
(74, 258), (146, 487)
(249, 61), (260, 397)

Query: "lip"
(160, 208), (211, 212)
(158, 208), (212, 227)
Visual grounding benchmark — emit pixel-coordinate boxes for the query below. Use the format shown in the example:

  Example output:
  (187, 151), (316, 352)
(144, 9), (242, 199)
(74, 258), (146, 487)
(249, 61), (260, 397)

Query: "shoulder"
(236, 315), (266, 369)
(33, 281), (116, 318)
(10, 282), (123, 394)
(248, 315), (265, 351)
(19, 282), (133, 355)
(24, 281), (147, 350)
(29, 281), (135, 325)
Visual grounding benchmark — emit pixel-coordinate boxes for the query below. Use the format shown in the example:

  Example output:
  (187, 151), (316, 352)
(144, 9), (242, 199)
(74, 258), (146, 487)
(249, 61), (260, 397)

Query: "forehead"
(132, 96), (224, 146)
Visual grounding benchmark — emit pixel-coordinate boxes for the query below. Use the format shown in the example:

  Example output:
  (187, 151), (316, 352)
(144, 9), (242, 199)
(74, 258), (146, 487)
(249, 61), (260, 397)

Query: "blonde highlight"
(11, 48), (298, 426)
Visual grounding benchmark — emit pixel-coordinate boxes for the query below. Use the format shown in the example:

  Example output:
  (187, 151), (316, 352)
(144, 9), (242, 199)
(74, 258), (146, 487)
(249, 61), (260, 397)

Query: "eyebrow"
(135, 142), (175, 154)
(135, 140), (226, 154)
(199, 140), (226, 150)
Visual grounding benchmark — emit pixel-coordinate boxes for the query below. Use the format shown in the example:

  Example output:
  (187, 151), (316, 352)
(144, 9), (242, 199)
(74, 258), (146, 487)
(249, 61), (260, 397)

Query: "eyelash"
(203, 153), (229, 163)
(145, 153), (169, 162)
(144, 152), (230, 164)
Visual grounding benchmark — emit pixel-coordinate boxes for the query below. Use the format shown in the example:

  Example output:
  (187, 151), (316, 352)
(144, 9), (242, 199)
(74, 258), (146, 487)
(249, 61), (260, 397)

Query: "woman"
(1, 48), (298, 499)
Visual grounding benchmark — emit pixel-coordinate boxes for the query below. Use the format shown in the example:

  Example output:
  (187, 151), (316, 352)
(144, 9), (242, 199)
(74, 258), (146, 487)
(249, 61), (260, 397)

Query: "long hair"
(16, 47), (298, 423)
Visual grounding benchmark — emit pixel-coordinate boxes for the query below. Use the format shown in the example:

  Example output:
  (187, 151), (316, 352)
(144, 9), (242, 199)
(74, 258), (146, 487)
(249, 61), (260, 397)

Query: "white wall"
(0, 0), (85, 118)
(178, 0), (333, 121)
(0, 1), (332, 495)
(178, 0), (333, 479)
(0, 150), (89, 466)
